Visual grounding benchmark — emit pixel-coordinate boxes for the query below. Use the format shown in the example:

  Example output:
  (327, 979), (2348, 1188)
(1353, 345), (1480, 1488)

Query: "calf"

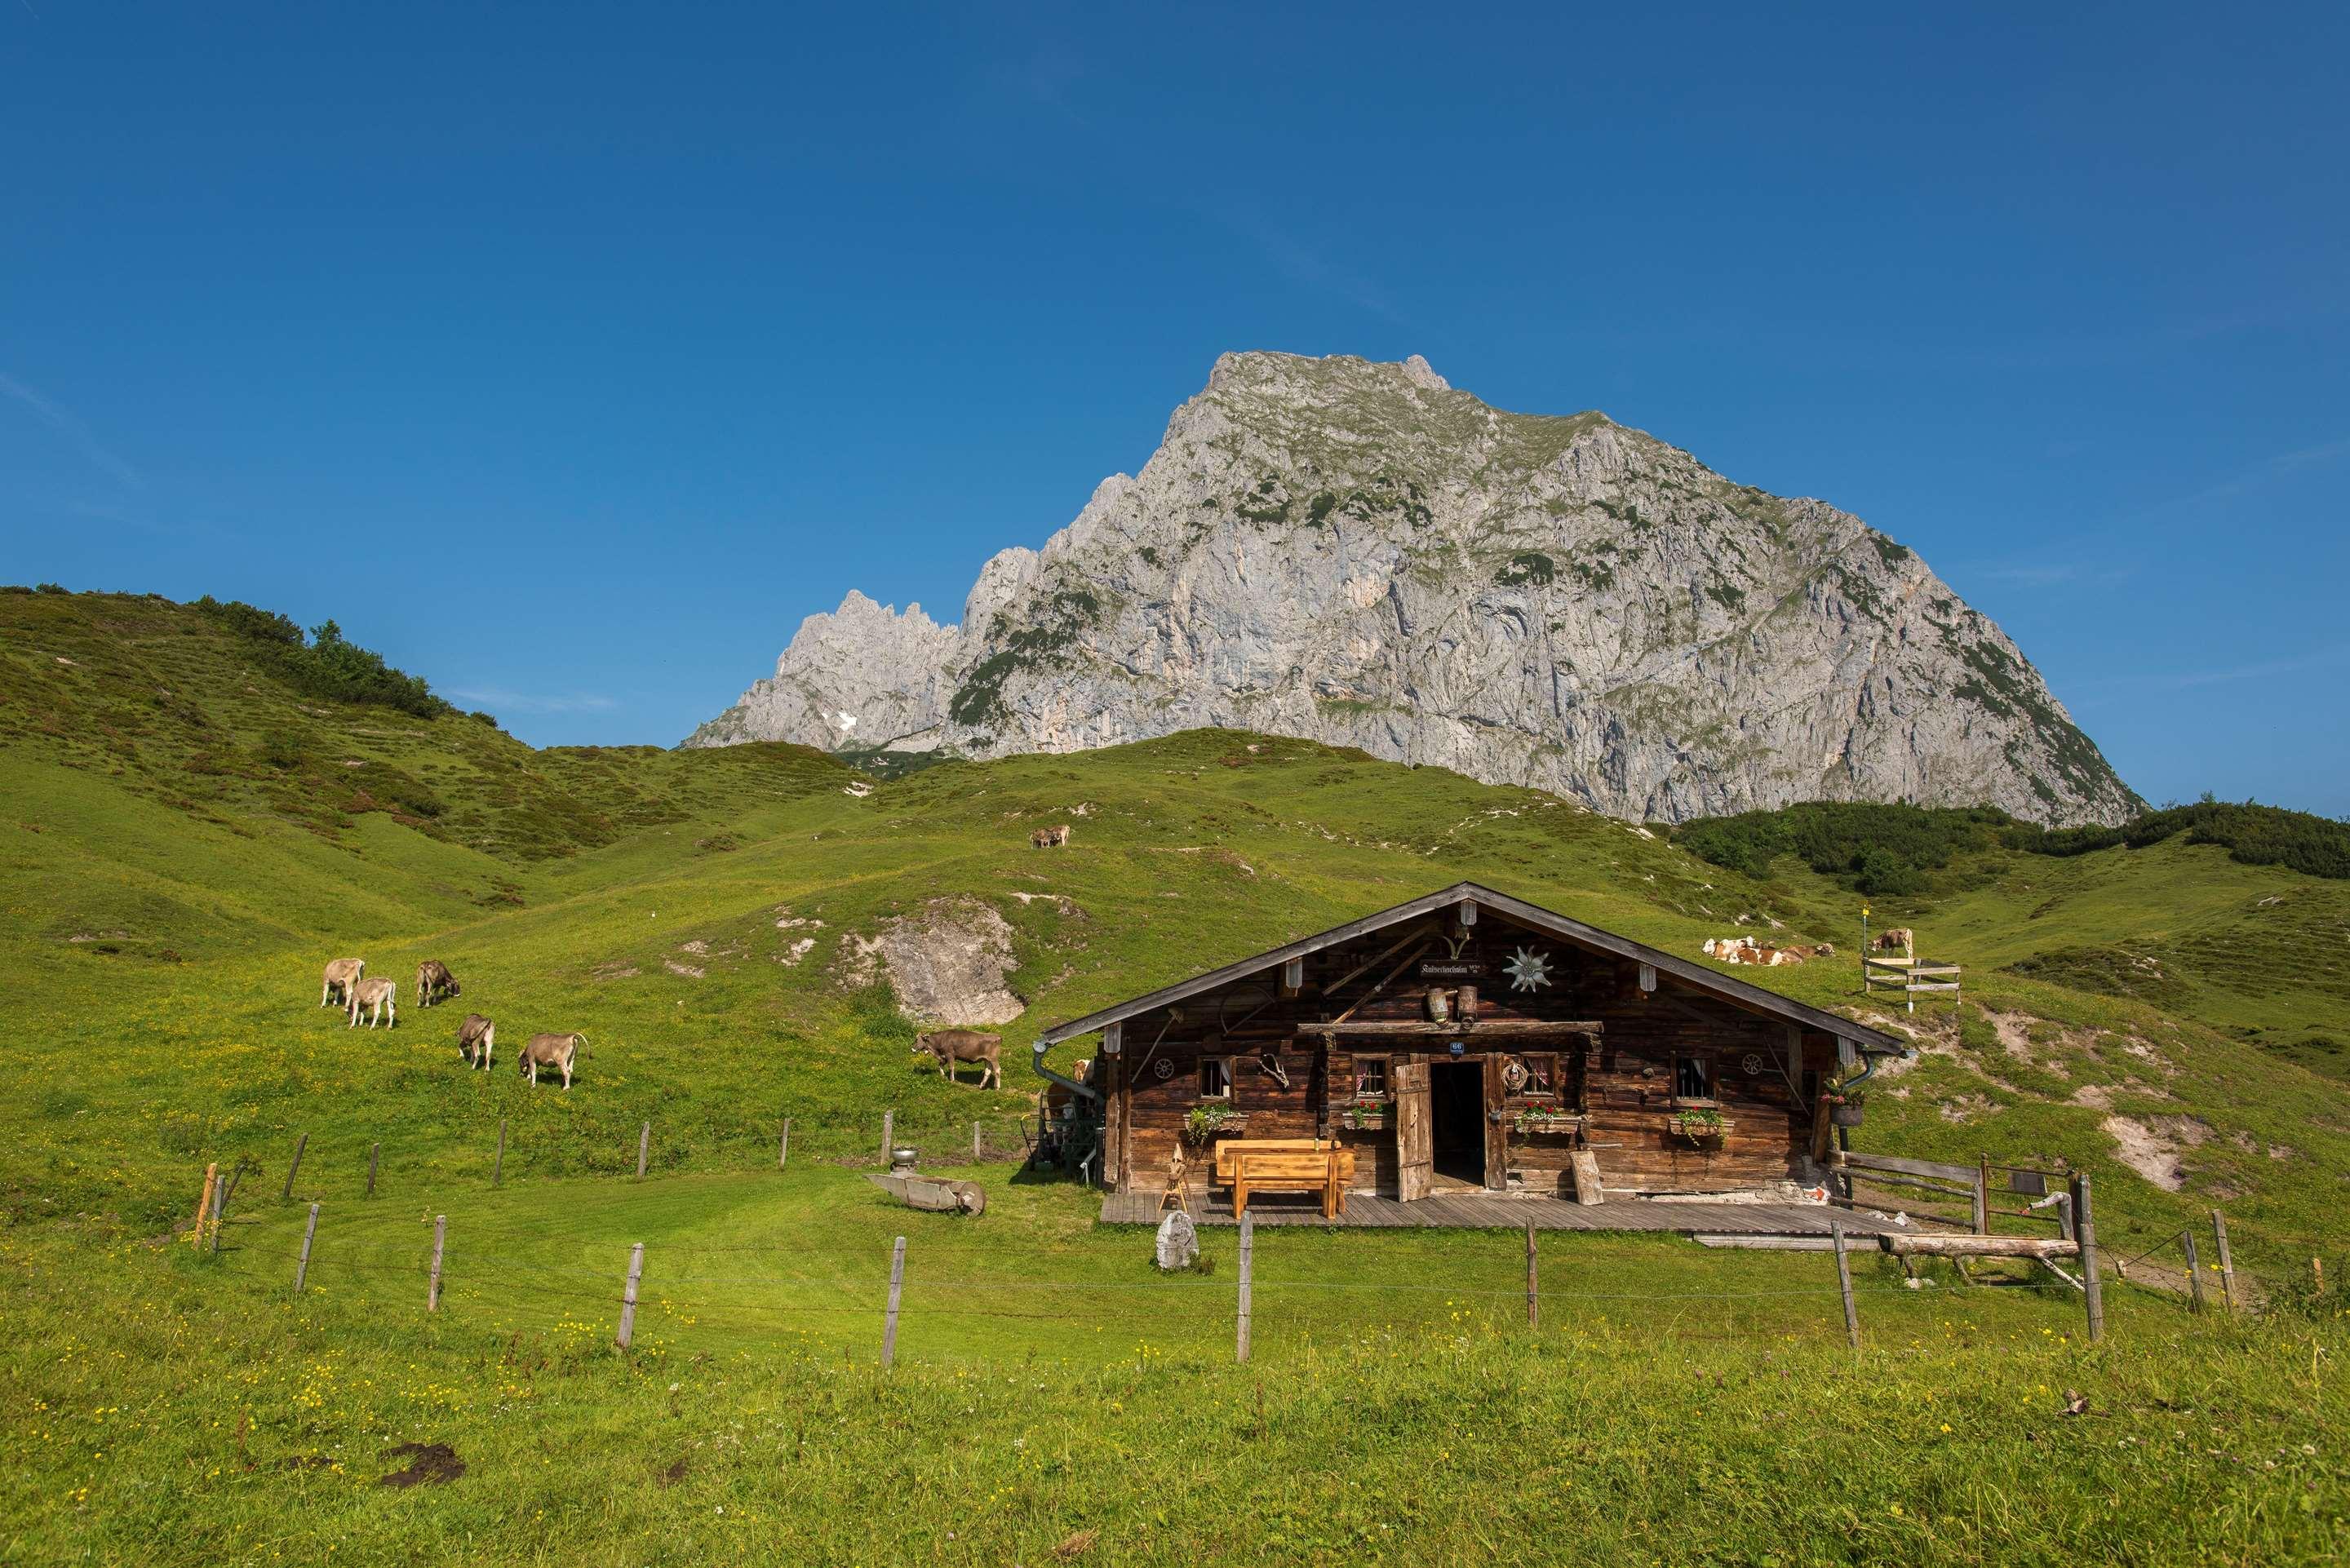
(914, 1028), (1002, 1089)
(1028, 824), (1072, 848)
(518, 1031), (587, 1089)
(415, 959), (460, 1008)
(347, 977), (397, 1029)
(321, 958), (365, 1008)
(456, 1012), (496, 1070)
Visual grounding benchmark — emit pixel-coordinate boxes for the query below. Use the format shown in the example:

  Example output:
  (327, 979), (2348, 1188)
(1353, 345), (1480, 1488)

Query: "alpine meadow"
(2, 585), (2345, 1566)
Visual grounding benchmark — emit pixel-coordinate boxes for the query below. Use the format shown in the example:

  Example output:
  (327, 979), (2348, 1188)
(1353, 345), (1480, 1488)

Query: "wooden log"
(1525, 1223), (1539, 1330)
(494, 1119), (506, 1189)
(366, 1142), (379, 1198)
(428, 1215), (446, 1313)
(1846, 1169), (1980, 1201)
(2073, 1174), (2104, 1343)
(1832, 1223), (1860, 1349)
(778, 1117), (791, 1170)
(2183, 1231), (2206, 1313)
(880, 1236), (907, 1368)
(294, 1202), (320, 1293)
(1236, 1211), (1255, 1364)
(1879, 1234), (2082, 1260)
(2212, 1211), (2237, 1312)
(281, 1132), (308, 1201)
(636, 1120), (651, 1180)
(616, 1242), (645, 1350)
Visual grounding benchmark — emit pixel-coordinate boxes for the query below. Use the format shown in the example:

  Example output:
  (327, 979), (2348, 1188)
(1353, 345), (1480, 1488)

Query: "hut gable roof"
(1035, 881), (1909, 1056)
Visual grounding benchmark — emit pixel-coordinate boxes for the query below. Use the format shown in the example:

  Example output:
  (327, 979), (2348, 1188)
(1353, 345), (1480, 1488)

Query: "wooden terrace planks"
(1100, 1189), (1911, 1238)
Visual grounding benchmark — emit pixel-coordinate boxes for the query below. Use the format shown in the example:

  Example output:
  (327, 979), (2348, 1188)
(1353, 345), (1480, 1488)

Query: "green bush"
(2017, 796), (2350, 880)
(193, 598), (454, 720)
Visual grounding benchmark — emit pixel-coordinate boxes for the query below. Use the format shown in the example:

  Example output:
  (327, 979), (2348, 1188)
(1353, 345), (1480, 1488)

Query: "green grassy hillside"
(4, 588), (2347, 1563)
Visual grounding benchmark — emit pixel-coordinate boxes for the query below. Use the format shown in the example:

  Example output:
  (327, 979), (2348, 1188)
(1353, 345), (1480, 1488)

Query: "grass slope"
(5, 589), (2348, 1561)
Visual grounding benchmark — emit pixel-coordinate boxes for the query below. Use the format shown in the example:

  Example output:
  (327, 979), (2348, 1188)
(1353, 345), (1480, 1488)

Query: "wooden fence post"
(1525, 1223), (1539, 1330)
(1832, 1222), (1860, 1349)
(1236, 1212), (1255, 1364)
(294, 1202), (320, 1293)
(193, 1162), (219, 1242)
(636, 1121), (651, 1180)
(974, 1120), (982, 1163)
(616, 1242), (645, 1350)
(428, 1215), (446, 1313)
(1972, 1154), (1989, 1234)
(880, 1236), (907, 1368)
(2211, 1211), (2237, 1312)
(882, 1110), (894, 1164)
(281, 1132), (308, 1201)
(211, 1163), (243, 1255)
(779, 1117), (791, 1171)
(366, 1142), (379, 1198)
(2071, 1174), (2104, 1343)
(2182, 1231), (2206, 1313)
(494, 1119), (506, 1189)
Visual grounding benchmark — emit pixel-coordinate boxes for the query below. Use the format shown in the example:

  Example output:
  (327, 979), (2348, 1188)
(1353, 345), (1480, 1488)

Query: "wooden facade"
(1038, 884), (1906, 1203)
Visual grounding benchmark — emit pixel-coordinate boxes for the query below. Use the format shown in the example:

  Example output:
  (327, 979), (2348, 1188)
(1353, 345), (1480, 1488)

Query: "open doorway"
(1430, 1061), (1487, 1186)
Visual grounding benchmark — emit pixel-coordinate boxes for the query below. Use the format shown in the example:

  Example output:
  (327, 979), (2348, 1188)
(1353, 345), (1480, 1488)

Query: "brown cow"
(517, 1032), (587, 1089)
(455, 1012), (496, 1070)
(914, 1029), (1002, 1089)
(415, 959), (460, 1008)
(346, 977), (397, 1029)
(1028, 825), (1072, 848)
(1873, 927), (1915, 955)
(321, 958), (365, 1008)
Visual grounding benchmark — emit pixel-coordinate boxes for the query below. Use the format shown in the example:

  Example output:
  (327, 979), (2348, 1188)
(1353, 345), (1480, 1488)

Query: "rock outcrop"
(689, 352), (2136, 826)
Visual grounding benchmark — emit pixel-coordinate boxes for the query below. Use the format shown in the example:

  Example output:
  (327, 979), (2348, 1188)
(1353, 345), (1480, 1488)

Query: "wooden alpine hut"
(1034, 882), (1909, 1208)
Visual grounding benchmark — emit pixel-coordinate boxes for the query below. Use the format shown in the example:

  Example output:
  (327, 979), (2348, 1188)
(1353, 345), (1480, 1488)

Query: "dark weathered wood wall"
(1106, 910), (1836, 1198)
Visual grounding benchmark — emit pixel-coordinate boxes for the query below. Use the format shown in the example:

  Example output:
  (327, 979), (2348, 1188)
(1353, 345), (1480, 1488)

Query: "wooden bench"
(1212, 1139), (1356, 1220)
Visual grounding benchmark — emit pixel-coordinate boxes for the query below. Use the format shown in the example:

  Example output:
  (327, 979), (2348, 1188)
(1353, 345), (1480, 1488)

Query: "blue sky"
(4, 2), (2345, 813)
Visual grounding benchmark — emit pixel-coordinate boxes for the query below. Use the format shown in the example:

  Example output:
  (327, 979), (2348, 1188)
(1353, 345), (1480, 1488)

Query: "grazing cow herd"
(314, 957), (588, 1089)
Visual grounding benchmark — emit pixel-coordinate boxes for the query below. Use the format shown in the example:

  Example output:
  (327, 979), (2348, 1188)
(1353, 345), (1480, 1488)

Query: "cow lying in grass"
(347, 977), (397, 1029)
(518, 1031), (586, 1089)
(415, 959), (460, 1008)
(915, 1028), (1002, 1089)
(321, 958), (365, 1008)
(456, 1012), (495, 1070)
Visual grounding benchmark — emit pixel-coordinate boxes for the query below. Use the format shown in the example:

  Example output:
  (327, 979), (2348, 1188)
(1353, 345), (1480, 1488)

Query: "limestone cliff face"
(687, 352), (2137, 826)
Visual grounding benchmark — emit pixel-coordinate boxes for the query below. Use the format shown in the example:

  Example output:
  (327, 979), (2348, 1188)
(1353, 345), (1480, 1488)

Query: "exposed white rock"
(688, 352), (2136, 826)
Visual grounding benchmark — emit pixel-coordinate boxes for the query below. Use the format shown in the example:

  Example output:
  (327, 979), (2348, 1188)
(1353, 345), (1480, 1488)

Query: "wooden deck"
(1101, 1188), (1911, 1237)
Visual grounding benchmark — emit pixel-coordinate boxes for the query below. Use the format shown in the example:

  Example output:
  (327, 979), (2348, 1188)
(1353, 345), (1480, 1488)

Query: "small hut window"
(1354, 1056), (1388, 1096)
(1520, 1052), (1558, 1094)
(1199, 1056), (1232, 1099)
(1674, 1055), (1714, 1102)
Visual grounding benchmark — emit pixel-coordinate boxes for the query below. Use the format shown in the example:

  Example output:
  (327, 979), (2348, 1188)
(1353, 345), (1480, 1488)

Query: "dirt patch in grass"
(2101, 1114), (2211, 1192)
(379, 1442), (465, 1487)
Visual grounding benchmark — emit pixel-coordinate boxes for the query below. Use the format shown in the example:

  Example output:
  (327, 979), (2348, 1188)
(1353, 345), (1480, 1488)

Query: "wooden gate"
(1482, 1051), (1509, 1191)
(1394, 1059), (1432, 1202)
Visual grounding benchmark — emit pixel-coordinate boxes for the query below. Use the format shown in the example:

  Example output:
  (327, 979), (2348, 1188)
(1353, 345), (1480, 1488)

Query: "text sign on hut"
(1420, 959), (1486, 979)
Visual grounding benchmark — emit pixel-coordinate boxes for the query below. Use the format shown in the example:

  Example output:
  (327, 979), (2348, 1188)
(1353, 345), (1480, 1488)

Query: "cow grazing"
(1873, 927), (1915, 955)
(415, 960), (460, 1008)
(347, 977), (397, 1029)
(915, 1029), (1002, 1089)
(321, 958), (365, 1008)
(518, 1032), (586, 1089)
(456, 1012), (496, 1070)
(1028, 824), (1073, 849)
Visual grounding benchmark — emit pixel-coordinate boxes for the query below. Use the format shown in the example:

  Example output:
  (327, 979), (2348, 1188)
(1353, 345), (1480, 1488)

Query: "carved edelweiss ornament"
(1503, 946), (1554, 992)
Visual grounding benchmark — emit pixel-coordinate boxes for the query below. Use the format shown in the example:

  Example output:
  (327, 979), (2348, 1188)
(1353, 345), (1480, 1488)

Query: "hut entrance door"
(1393, 1060), (1432, 1202)
(1429, 1061), (1488, 1187)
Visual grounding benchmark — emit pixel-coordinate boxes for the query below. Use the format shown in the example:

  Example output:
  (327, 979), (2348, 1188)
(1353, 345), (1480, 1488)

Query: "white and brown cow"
(456, 1012), (496, 1070)
(346, 977), (397, 1029)
(914, 1028), (1002, 1089)
(1873, 927), (1916, 956)
(415, 959), (460, 1008)
(518, 1031), (586, 1089)
(1028, 825), (1072, 849)
(321, 958), (366, 1008)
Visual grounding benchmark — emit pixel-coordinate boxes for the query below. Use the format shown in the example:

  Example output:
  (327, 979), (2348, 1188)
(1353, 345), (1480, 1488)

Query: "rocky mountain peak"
(688, 354), (2138, 826)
